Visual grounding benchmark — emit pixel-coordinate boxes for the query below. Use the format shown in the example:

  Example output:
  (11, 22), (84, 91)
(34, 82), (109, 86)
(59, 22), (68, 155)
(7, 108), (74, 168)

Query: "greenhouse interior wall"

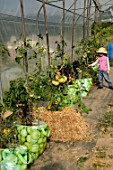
(0, 0), (113, 99)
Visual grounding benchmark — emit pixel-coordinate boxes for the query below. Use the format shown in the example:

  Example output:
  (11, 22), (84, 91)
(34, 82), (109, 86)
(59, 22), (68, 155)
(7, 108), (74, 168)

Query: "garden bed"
(38, 106), (91, 142)
(30, 78), (113, 170)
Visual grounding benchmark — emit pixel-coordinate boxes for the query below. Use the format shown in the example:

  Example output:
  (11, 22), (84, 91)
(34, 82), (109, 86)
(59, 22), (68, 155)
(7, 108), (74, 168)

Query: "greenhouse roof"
(0, 0), (113, 24)
(0, 0), (113, 46)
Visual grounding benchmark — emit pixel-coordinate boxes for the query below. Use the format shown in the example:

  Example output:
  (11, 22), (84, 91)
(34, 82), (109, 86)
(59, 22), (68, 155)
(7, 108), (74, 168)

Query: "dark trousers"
(98, 70), (112, 87)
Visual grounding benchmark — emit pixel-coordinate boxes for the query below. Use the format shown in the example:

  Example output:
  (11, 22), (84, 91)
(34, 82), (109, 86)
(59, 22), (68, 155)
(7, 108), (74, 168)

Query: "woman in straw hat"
(88, 47), (113, 89)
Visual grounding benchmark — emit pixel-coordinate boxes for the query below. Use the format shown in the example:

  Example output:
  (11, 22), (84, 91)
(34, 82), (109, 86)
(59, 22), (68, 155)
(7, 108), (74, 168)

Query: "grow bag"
(15, 121), (50, 163)
(61, 94), (73, 107)
(72, 78), (92, 97)
(67, 85), (78, 104)
(0, 146), (28, 170)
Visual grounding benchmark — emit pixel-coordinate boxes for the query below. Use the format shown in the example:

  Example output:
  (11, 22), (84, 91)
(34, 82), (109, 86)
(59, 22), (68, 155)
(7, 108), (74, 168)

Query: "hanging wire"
(0, 0), (113, 24)
(36, 5), (43, 36)
(36, 0), (94, 22)
(36, 0), (113, 23)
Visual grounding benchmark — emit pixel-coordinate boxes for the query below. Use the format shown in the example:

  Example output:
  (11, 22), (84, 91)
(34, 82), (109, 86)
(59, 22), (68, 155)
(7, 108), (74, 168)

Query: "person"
(88, 47), (113, 89)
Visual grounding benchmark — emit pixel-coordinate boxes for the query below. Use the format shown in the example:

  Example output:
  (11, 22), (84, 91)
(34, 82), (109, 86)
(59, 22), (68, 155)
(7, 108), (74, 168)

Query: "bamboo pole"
(86, 0), (88, 38)
(61, 0), (65, 67)
(93, 5), (97, 41)
(93, 1), (101, 43)
(71, 0), (76, 63)
(36, 5), (43, 36)
(0, 72), (3, 101)
(86, 0), (91, 37)
(83, 0), (87, 43)
(20, 0), (29, 89)
(20, 0), (32, 119)
(42, 0), (51, 66)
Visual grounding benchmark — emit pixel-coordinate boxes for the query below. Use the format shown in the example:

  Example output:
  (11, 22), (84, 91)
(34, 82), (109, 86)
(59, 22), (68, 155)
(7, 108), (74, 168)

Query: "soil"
(29, 67), (113, 170)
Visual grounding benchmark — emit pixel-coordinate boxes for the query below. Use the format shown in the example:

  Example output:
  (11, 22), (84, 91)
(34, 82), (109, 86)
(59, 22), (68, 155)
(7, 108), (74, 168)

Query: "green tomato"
(52, 80), (59, 86)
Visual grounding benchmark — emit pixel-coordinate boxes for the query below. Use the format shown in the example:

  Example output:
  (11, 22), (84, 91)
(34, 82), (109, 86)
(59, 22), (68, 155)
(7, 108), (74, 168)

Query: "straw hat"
(96, 47), (107, 54)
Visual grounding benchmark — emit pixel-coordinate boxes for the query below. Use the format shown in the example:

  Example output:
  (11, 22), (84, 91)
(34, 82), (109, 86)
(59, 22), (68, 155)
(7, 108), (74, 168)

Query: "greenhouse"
(0, 0), (113, 170)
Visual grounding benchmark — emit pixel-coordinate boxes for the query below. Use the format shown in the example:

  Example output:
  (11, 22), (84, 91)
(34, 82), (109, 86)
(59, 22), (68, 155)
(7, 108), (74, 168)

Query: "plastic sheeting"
(0, 0), (113, 44)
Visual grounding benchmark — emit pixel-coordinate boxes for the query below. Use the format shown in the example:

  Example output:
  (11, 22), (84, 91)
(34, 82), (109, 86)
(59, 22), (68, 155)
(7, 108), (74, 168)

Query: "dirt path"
(83, 67), (113, 133)
(29, 68), (113, 170)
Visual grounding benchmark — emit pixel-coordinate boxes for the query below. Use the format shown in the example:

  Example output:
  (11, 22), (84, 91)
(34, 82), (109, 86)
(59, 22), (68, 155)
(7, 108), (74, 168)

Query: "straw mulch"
(38, 106), (91, 142)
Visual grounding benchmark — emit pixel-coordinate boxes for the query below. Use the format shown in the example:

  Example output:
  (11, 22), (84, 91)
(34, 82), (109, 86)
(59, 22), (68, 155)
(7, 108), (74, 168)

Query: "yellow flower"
(47, 105), (51, 110)
(3, 128), (10, 134)
(65, 107), (70, 111)
(57, 97), (61, 102)
(32, 107), (36, 111)
(3, 129), (7, 134)
(55, 102), (58, 105)
(7, 129), (10, 133)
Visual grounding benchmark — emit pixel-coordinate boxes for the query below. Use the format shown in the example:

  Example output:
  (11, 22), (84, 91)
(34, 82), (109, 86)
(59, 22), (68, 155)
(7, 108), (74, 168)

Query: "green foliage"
(75, 39), (99, 84)
(46, 64), (89, 113)
(91, 22), (113, 38)
(78, 22), (113, 51)
(110, 60), (113, 67)
(3, 78), (28, 110)
(0, 113), (17, 148)
(28, 74), (51, 102)
(77, 156), (88, 169)
(14, 35), (47, 64)
(77, 156), (88, 163)
(0, 42), (10, 67)
(93, 162), (107, 168)
(75, 22), (113, 83)
(47, 65), (67, 111)
(54, 39), (67, 58)
(10, 35), (50, 123)
(97, 111), (113, 132)
(3, 75), (52, 111)
(0, 42), (10, 56)
(2, 34), (91, 124)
